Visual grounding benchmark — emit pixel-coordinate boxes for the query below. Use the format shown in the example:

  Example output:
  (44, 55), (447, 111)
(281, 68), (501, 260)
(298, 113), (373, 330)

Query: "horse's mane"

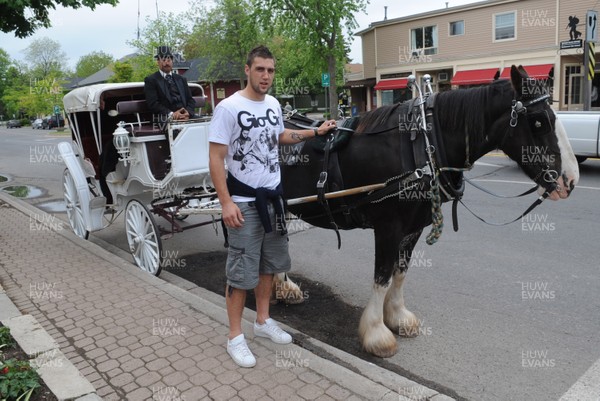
(355, 79), (515, 151)
(355, 102), (404, 134)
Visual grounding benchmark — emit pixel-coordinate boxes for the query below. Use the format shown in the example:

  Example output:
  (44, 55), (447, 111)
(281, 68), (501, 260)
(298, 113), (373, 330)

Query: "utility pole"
(583, 10), (597, 110)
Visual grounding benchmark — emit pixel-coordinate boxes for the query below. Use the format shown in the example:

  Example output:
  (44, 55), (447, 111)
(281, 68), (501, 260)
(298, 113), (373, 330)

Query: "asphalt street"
(1, 126), (599, 401)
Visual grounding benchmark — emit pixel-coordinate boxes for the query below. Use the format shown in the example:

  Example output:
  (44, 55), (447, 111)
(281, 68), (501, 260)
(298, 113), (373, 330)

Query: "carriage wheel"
(125, 199), (163, 276)
(62, 168), (89, 240)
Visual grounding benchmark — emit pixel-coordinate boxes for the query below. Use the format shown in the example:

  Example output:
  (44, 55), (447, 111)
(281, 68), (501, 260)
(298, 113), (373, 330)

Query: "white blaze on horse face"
(553, 112), (579, 196)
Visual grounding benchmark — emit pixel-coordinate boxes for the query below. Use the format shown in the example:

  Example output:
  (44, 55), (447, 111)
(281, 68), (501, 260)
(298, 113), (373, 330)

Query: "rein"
(283, 90), (559, 246)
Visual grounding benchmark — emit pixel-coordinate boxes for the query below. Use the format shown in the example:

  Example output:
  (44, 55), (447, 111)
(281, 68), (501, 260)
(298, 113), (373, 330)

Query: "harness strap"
(458, 191), (550, 226)
(317, 133), (342, 249)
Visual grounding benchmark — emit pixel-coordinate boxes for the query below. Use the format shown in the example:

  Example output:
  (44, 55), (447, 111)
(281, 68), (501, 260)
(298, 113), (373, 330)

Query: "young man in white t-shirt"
(209, 45), (336, 368)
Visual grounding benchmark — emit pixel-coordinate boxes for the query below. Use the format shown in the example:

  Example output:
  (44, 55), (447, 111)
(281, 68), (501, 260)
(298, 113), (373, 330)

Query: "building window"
(449, 21), (464, 36)
(564, 65), (582, 108)
(411, 25), (438, 55)
(494, 12), (516, 41)
(381, 89), (412, 106)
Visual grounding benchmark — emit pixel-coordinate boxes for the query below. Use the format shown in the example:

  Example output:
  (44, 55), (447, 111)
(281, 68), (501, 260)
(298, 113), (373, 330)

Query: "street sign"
(321, 73), (330, 87)
(560, 39), (583, 49)
(53, 105), (60, 114)
(587, 10), (598, 42)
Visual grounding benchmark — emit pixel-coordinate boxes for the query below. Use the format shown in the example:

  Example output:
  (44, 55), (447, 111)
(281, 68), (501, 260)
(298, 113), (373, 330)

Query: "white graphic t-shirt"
(209, 92), (285, 202)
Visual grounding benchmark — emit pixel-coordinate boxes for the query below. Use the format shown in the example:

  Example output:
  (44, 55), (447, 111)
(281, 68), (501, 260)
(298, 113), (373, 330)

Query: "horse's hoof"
(272, 274), (305, 304)
(385, 308), (420, 337)
(361, 332), (398, 358)
(359, 325), (398, 358)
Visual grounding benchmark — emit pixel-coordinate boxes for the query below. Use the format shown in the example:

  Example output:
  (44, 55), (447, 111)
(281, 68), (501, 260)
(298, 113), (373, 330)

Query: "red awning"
(451, 68), (500, 86)
(374, 78), (409, 90)
(499, 64), (553, 79)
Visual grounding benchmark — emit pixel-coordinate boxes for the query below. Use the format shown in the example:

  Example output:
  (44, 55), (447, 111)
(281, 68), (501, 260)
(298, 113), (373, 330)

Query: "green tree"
(23, 37), (67, 78)
(127, 11), (192, 82)
(75, 51), (114, 78)
(109, 60), (133, 83)
(0, 48), (11, 118)
(185, 0), (266, 87)
(0, 0), (119, 38)
(256, 0), (367, 116)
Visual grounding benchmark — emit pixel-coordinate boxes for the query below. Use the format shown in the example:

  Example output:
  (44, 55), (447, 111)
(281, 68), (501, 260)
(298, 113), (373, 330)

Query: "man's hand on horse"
(316, 119), (337, 136)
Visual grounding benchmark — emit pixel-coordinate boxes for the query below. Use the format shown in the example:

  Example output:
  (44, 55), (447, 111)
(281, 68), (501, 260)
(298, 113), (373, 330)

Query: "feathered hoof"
(359, 319), (398, 358)
(272, 273), (305, 304)
(392, 311), (421, 338)
(360, 327), (398, 358)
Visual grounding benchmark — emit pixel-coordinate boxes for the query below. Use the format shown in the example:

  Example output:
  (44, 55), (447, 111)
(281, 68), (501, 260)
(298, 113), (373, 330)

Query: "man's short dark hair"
(246, 45), (275, 67)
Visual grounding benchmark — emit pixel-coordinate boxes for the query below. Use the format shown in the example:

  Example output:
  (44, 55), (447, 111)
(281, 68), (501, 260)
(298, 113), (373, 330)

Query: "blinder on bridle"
(509, 93), (559, 193)
(509, 94), (551, 128)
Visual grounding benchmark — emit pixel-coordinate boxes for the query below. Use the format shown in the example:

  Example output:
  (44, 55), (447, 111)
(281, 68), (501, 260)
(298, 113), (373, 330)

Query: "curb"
(0, 282), (101, 401)
(0, 191), (457, 400)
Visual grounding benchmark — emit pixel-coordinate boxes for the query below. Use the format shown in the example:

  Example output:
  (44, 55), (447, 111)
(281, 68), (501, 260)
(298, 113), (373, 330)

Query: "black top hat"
(155, 46), (173, 59)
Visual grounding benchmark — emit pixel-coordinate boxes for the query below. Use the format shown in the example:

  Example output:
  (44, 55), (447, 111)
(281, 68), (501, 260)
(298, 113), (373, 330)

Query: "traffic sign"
(53, 105), (60, 114)
(587, 10), (598, 42)
(321, 73), (330, 87)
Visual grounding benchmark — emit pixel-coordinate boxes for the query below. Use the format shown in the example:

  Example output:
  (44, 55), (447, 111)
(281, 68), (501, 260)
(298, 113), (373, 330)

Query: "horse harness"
(306, 90), (557, 247)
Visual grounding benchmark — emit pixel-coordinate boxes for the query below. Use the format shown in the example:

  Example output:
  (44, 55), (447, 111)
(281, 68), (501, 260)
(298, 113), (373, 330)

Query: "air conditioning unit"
(438, 72), (449, 82)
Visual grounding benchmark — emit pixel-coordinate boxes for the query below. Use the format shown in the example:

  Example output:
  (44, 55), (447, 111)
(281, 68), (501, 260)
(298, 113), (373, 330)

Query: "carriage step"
(106, 179), (125, 185)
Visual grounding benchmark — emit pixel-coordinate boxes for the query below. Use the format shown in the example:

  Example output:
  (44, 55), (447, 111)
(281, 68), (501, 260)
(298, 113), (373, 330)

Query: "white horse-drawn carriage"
(59, 82), (222, 275)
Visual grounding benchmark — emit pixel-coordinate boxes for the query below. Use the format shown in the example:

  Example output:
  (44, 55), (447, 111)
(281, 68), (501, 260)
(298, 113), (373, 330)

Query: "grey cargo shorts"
(225, 202), (291, 290)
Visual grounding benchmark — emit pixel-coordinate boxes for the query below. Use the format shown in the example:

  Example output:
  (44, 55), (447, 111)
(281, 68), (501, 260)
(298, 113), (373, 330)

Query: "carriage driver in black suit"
(144, 46), (196, 122)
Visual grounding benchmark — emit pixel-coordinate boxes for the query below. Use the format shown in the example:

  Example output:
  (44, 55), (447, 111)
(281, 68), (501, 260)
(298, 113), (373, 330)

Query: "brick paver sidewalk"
(0, 196), (409, 401)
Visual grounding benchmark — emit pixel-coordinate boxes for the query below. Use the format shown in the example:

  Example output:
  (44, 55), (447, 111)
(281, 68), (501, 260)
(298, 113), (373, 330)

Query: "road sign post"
(322, 73), (330, 117)
(584, 10), (598, 111)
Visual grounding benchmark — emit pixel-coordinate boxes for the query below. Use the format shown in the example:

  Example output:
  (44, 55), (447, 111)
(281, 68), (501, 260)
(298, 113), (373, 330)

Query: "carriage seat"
(116, 97), (206, 116)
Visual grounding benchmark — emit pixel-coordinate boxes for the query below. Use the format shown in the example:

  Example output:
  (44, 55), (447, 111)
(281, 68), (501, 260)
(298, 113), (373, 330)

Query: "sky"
(0, 0), (478, 69)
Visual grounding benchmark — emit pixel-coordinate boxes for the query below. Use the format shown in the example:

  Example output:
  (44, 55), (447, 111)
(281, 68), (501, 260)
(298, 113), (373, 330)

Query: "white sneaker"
(227, 334), (256, 368)
(254, 318), (292, 344)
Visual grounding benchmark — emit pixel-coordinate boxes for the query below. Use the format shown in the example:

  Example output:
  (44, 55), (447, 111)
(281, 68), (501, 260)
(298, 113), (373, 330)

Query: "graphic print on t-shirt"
(232, 109), (280, 175)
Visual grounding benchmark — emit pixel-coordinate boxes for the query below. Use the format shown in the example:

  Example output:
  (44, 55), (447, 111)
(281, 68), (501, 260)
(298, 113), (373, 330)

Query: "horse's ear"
(493, 70), (500, 81)
(510, 65), (524, 96)
(517, 65), (529, 77)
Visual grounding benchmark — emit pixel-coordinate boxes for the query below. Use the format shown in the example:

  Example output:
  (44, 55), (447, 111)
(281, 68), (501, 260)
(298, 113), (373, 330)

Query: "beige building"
(350, 0), (599, 112)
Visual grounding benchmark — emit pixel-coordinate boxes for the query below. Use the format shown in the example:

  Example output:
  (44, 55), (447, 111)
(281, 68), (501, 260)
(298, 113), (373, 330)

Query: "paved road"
(1, 126), (599, 401)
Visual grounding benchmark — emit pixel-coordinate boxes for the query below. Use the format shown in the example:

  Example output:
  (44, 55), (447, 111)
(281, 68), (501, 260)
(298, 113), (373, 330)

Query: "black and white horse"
(280, 66), (579, 357)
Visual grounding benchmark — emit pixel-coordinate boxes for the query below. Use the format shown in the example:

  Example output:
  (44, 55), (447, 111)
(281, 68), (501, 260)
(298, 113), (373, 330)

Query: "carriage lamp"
(113, 121), (131, 166)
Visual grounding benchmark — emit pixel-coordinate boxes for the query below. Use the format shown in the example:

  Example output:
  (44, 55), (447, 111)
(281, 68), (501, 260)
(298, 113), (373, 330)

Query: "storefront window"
(381, 89), (412, 106)
(564, 65), (582, 108)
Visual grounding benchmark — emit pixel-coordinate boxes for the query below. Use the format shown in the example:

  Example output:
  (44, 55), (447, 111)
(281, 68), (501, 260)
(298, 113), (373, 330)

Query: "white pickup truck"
(556, 111), (600, 164)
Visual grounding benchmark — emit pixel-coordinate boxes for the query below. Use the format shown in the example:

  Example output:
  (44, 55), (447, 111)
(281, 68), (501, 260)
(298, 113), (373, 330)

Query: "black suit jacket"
(144, 71), (196, 118)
